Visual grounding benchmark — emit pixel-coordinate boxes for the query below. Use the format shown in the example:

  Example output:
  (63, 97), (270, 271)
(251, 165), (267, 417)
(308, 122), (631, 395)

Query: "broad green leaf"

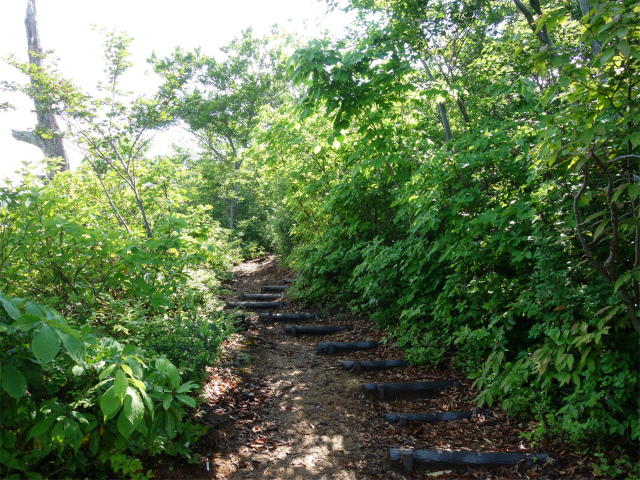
(166, 363), (180, 390)
(99, 364), (117, 381)
(2, 363), (27, 400)
(0, 293), (21, 320)
(32, 325), (60, 365)
(25, 302), (44, 318)
(614, 271), (632, 293)
(155, 357), (169, 375)
(100, 386), (122, 419)
(28, 416), (56, 440)
(593, 219), (609, 241)
(593, 123), (606, 136)
(64, 418), (83, 453)
(114, 369), (128, 401)
(127, 356), (143, 378)
(165, 410), (176, 439)
(12, 314), (42, 331)
(51, 420), (65, 444)
(123, 387), (145, 426)
(598, 47), (616, 65)
(579, 127), (594, 146)
(160, 393), (172, 410)
(566, 354), (575, 371)
(618, 41), (630, 58)
(41, 306), (66, 324)
(71, 365), (84, 376)
(176, 394), (196, 408)
(485, 391), (493, 407)
(571, 372), (581, 386)
(56, 328), (85, 363)
(117, 409), (135, 439)
(176, 380), (199, 393)
(139, 388), (154, 420)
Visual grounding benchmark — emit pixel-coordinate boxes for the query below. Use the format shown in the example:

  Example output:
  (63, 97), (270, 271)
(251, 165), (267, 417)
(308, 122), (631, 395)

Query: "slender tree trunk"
(132, 187), (154, 238)
(420, 59), (452, 142)
(229, 157), (243, 230)
(12, 0), (69, 176)
(512, 0), (554, 48)
(229, 185), (239, 230)
(579, 0), (601, 55)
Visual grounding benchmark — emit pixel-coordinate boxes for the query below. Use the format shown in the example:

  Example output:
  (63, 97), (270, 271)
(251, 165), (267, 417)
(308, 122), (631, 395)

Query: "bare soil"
(149, 255), (627, 480)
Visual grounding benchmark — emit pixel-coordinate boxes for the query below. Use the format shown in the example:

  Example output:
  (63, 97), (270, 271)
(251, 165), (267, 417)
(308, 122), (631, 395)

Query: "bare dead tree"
(12, 0), (69, 176)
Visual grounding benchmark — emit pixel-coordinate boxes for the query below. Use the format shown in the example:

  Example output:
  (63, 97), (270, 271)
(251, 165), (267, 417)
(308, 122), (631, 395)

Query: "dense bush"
(0, 160), (240, 478)
(0, 293), (205, 479)
(259, 0), (640, 452)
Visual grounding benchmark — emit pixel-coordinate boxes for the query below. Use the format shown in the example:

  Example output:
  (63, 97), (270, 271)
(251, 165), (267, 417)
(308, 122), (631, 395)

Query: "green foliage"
(145, 312), (235, 383)
(2, 21), (244, 480)
(150, 28), (294, 236)
(0, 293), (205, 479)
(0, 111), (239, 480)
(6, 29), (174, 238)
(258, 0), (640, 451)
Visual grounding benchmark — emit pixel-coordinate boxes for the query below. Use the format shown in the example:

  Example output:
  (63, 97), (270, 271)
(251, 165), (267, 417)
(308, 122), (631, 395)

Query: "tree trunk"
(228, 156), (243, 229)
(579, 0), (601, 55)
(229, 184), (239, 229)
(420, 59), (452, 141)
(13, 0), (69, 176)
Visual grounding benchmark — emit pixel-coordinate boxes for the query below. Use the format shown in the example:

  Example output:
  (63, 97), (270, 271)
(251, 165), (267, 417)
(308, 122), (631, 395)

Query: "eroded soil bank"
(152, 256), (616, 479)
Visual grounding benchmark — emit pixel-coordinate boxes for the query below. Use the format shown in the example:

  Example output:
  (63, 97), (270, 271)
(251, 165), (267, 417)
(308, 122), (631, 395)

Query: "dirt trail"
(211, 255), (369, 479)
(182, 256), (598, 480)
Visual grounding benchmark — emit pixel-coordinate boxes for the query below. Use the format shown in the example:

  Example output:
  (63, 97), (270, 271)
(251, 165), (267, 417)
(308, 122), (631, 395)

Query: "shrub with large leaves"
(0, 293), (204, 479)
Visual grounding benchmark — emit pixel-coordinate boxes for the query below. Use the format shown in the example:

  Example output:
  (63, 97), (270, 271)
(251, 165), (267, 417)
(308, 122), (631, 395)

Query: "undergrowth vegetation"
(252, 0), (640, 463)
(2, 0), (639, 476)
(0, 160), (242, 478)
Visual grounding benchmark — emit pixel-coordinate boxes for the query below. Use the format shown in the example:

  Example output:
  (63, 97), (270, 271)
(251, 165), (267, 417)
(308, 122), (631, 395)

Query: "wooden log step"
(363, 381), (457, 400)
(285, 325), (348, 337)
(317, 341), (380, 354)
(386, 411), (472, 425)
(259, 313), (318, 323)
(390, 449), (548, 472)
(239, 293), (282, 301)
(226, 301), (288, 310)
(342, 359), (409, 373)
(261, 285), (288, 293)
(282, 278), (296, 284)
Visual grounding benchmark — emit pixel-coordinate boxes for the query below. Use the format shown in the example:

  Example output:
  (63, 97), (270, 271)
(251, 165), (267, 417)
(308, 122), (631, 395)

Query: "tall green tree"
(151, 28), (291, 229)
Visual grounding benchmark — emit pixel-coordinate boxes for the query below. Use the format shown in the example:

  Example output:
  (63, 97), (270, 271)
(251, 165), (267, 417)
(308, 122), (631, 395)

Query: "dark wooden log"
(239, 293), (282, 301)
(386, 411), (472, 425)
(389, 449), (549, 471)
(226, 301), (287, 310)
(259, 313), (318, 323)
(282, 278), (296, 284)
(363, 381), (457, 400)
(285, 325), (347, 337)
(342, 359), (409, 373)
(261, 286), (288, 293)
(317, 341), (380, 354)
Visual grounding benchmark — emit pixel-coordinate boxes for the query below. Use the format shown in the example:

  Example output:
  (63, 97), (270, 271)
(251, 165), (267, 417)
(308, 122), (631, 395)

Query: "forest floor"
(147, 255), (624, 480)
